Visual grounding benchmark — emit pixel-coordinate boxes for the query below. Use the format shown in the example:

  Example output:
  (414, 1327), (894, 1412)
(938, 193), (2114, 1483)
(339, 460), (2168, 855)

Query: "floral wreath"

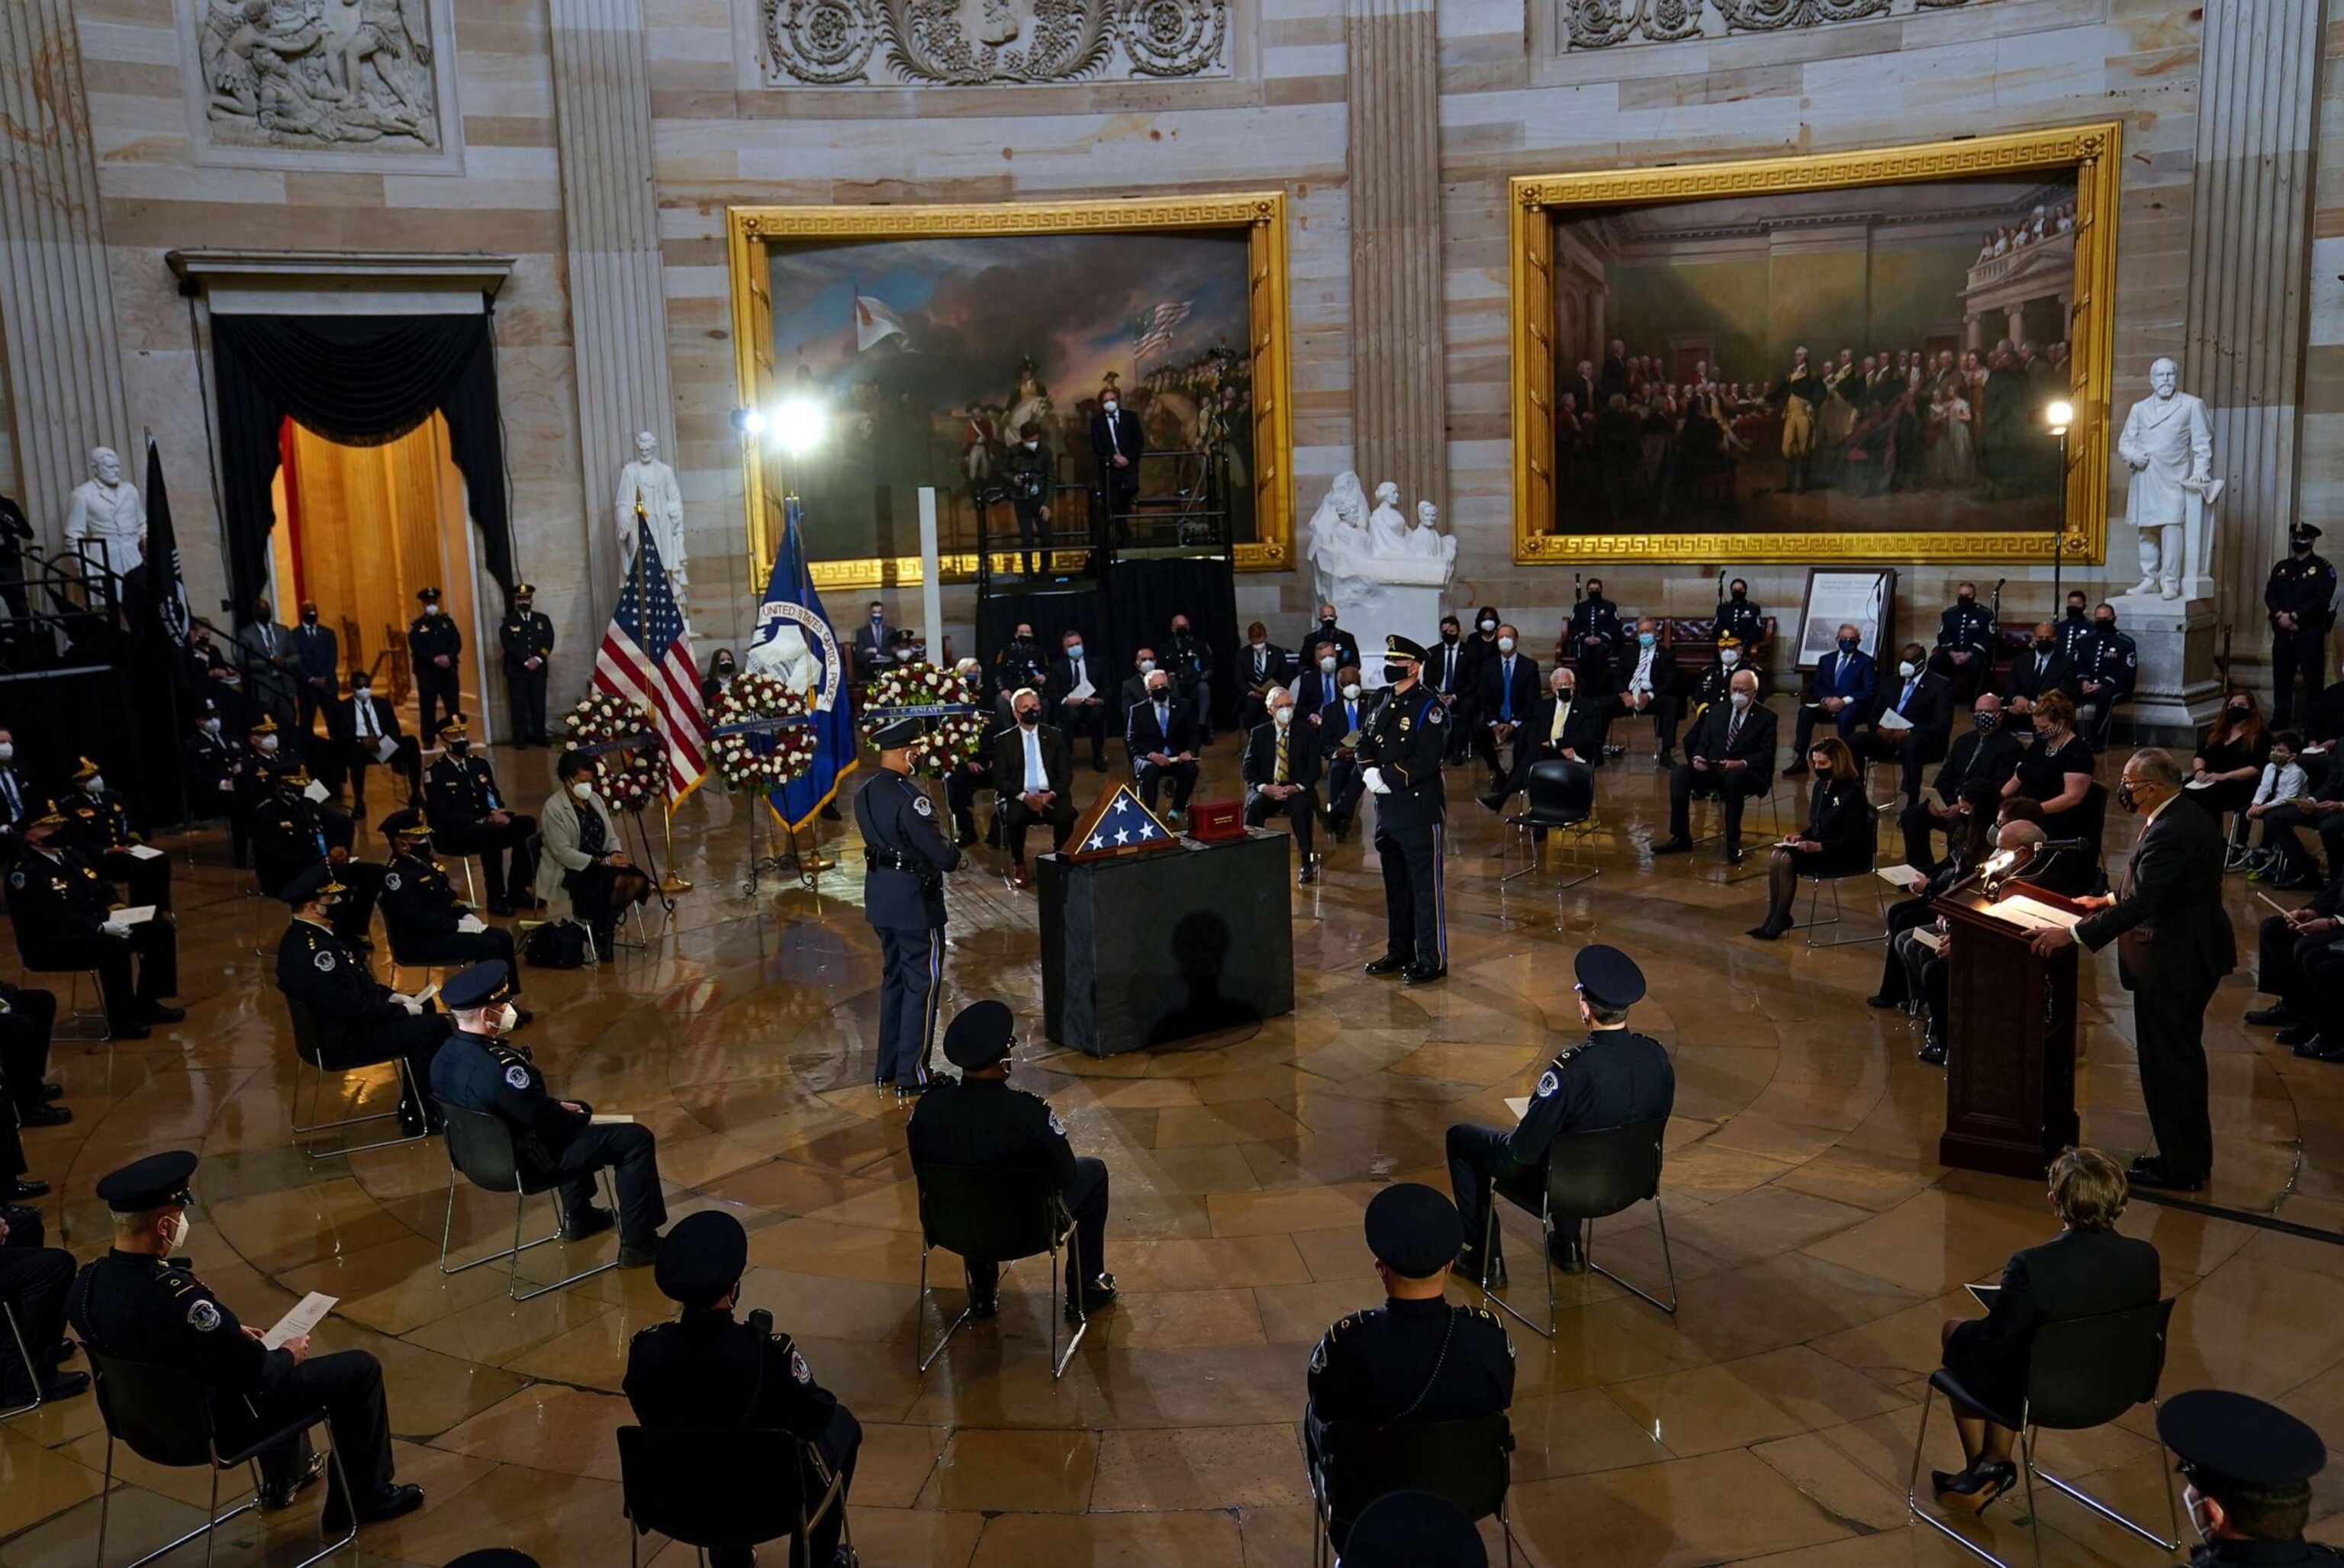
(860, 661), (987, 778)
(561, 689), (665, 812)
(710, 671), (817, 790)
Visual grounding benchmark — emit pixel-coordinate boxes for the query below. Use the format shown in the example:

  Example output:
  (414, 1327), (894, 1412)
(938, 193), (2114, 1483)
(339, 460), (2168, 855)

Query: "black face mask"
(1586, 588), (1603, 602)
(1958, 595), (1975, 607)
(1016, 709), (1039, 727)
(1839, 638), (1859, 653)
(715, 663), (735, 677)
(301, 611), (317, 625)
(2035, 639), (2056, 652)
(448, 741), (468, 755)
(1383, 662), (1410, 684)
(1975, 711), (2001, 732)
(1730, 590), (1747, 602)
(2094, 617), (2114, 633)
(2297, 538), (2316, 554)
(2117, 780), (2139, 813)
(1441, 629), (1459, 644)
(2066, 605), (2086, 619)
(1172, 626), (1190, 639)
(1320, 616), (1337, 628)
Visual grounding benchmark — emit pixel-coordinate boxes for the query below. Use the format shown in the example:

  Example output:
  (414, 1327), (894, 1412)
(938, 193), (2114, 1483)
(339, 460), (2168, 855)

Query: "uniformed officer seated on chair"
(377, 809), (520, 974)
(906, 1001), (1116, 1322)
(423, 723), (541, 918)
(1303, 1183), (1513, 1488)
(1447, 945), (1674, 1286)
(429, 961), (666, 1267)
(54, 755), (171, 910)
(625, 1211), (864, 1568)
(2159, 1389), (2339, 1565)
(5, 808), (182, 1040)
(1360, 635), (1450, 987)
(856, 716), (959, 1091)
(274, 863), (452, 1137)
(253, 766), (385, 944)
(66, 1151), (425, 1529)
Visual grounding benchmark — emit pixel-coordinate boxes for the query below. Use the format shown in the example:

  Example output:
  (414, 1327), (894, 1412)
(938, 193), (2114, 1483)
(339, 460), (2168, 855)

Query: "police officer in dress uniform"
(376, 809), (520, 973)
(428, 961), (666, 1264)
(6, 809), (182, 1039)
(66, 1151), (425, 1527)
(906, 1001), (1116, 1319)
(407, 586), (463, 742)
(2078, 603), (2140, 752)
(855, 716), (959, 1096)
(1360, 636), (1449, 987)
(232, 714), (297, 862)
(1927, 583), (1999, 704)
(54, 754), (171, 910)
(253, 766), (385, 942)
(1566, 579), (1623, 700)
(423, 723), (540, 917)
(624, 1211), (864, 1568)
(2159, 1389), (2340, 1564)
(497, 584), (555, 748)
(1303, 1183), (1514, 1506)
(1447, 945), (1676, 1284)
(182, 699), (241, 839)
(273, 862), (451, 1135)
(2268, 525), (2339, 728)
(1717, 577), (1766, 649)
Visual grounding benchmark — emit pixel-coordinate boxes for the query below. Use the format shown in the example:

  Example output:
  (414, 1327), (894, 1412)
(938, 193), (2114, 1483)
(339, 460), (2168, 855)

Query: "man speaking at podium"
(2029, 749), (2233, 1191)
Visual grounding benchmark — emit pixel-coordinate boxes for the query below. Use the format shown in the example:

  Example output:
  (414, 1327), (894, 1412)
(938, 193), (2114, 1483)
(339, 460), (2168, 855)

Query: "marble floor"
(6, 711), (2344, 1567)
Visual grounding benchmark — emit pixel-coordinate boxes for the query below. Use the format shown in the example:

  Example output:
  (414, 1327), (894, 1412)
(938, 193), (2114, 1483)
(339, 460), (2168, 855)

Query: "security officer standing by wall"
(407, 587), (463, 742)
(855, 716), (959, 1096)
(497, 584), (555, 748)
(2268, 524), (2338, 727)
(1446, 945), (1675, 1284)
(1359, 636), (1448, 986)
(1717, 577), (1766, 649)
(376, 809), (520, 972)
(2158, 1389), (2339, 1563)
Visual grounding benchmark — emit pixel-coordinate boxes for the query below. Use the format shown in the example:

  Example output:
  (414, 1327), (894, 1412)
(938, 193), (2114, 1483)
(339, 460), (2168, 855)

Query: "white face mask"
(1138, 658), (1155, 674)
(1272, 707), (1293, 727)
(199, 720), (220, 736)
(493, 1003), (519, 1035)
(1341, 682), (1363, 701)
(1730, 691), (1753, 710)
(1022, 439), (1038, 450)
(84, 776), (105, 795)
(1103, 400), (1118, 414)
(570, 779), (594, 800)
(1318, 655), (1337, 674)
(1898, 661), (1917, 679)
(1719, 649), (1740, 667)
(1478, 620), (1496, 633)
(425, 604), (441, 617)
(1498, 636), (1516, 654)
(256, 735), (279, 753)
(0, 743), (12, 761)
(165, 1210), (192, 1251)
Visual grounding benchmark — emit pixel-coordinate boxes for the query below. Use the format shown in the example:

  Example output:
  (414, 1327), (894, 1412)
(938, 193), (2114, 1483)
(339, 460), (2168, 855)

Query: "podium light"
(2044, 400), (2073, 436)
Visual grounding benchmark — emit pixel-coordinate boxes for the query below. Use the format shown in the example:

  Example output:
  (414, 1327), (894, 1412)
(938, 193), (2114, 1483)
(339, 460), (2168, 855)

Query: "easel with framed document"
(1937, 879), (2088, 1177)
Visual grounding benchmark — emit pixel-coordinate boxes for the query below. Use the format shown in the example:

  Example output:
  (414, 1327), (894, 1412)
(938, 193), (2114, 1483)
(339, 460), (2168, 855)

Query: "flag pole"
(631, 485), (694, 897)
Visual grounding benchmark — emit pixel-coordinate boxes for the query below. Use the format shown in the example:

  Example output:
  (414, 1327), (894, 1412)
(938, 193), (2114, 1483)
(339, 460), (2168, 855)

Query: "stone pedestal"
(1341, 578), (1449, 690)
(2108, 594), (2220, 746)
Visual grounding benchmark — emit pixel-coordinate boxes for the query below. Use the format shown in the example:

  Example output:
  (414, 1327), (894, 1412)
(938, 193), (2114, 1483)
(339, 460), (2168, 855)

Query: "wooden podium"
(1937, 879), (2085, 1178)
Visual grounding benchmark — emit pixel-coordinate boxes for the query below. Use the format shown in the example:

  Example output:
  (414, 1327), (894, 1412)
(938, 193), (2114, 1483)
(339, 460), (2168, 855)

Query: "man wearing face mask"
(856, 717), (961, 1087)
(1047, 629), (1109, 772)
(68, 1150), (426, 1528)
(274, 861), (452, 1136)
(2055, 590), (2095, 665)
(1244, 685), (1323, 883)
(2268, 526), (2338, 727)
(254, 768), (386, 942)
(852, 600), (893, 684)
(1088, 386), (1146, 529)
(236, 713), (298, 826)
(1296, 642), (1342, 723)
(291, 600), (339, 736)
(2030, 749), (2233, 1190)
(1119, 645), (1158, 716)
(2159, 1391), (2338, 1565)
(1473, 623), (1541, 794)
(1689, 633), (1766, 726)
(1318, 665), (1375, 842)
(53, 755), (171, 911)
(498, 584), (555, 748)
(1299, 601), (1360, 680)
(1654, 669), (1777, 862)
(1164, 613), (1214, 741)
(1238, 620), (1292, 735)
(1566, 580), (1621, 698)
(6, 808), (182, 1039)
(331, 668), (420, 818)
(2076, 603), (2137, 751)
(2003, 620), (2079, 734)
(1127, 669), (1203, 821)
(1787, 623), (1876, 772)
(376, 810), (521, 975)
(236, 596), (299, 729)
(993, 689), (1074, 887)
(1423, 615), (1474, 764)
(1927, 582), (1998, 704)
(994, 622), (1048, 700)
(424, 722), (541, 918)
(1360, 636), (1450, 985)
(180, 702), (245, 852)
(1483, 665), (1602, 814)
(1608, 617), (1683, 767)
(407, 587), (464, 742)
(1851, 642), (1953, 807)
(1900, 694), (2024, 870)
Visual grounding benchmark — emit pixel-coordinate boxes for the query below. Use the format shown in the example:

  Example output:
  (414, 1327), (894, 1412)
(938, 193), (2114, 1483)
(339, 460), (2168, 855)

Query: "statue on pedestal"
(1303, 472), (1456, 687)
(63, 446), (146, 588)
(1406, 501), (1457, 565)
(616, 430), (689, 620)
(2115, 358), (2218, 601)
(1367, 480), (1411, 557)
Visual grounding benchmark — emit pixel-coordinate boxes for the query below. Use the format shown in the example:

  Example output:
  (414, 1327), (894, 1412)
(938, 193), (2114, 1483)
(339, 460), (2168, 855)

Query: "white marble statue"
(2116, 357), (2218, 601)
(196, 0), (443, 153)
(1405, 500), (1456, 565)
(1367, 480), (1412, 557)
(617, 431), (691, 620)
(64, 446), (146, 588)
(1302, 472), (1370, 609)
(1304, 471), (1456, 687)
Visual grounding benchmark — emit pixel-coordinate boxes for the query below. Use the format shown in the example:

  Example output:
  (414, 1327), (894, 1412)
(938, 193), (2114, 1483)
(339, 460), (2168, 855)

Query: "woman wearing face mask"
(1749, 736), (1875, 941)
(700, 647), (739, 704)
(2189, 687), (2273, 866)
(539, 751), (653, 961)
(1999, 690), (2099, 878)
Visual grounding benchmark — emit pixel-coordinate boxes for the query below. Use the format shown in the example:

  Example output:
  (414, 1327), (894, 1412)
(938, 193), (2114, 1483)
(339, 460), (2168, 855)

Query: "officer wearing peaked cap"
(1447, 945), (1676, 1286)
(273, 861), (451, 1135)
(498, 582), (555, 748)
(54, 754), (171, 910)
(6, 806), (181, 1038)
(409, 586), (463, 741)
(1360, 633), (1451, 986)
(376, 808), (520, 973)
(1343, 1491), (1489, 1568)
(855, 714), (960, 1096)
(2160, 1389), (2340, 1563)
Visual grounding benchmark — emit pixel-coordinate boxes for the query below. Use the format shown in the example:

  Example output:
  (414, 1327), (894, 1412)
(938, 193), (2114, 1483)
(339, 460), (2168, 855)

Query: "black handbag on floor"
(523, 918), (592, 969)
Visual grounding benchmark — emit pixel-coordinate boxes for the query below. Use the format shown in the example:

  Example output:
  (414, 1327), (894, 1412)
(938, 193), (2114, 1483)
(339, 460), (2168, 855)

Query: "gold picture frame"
(1509, 123), (2122, 565)
(726, 193), (1295, 591)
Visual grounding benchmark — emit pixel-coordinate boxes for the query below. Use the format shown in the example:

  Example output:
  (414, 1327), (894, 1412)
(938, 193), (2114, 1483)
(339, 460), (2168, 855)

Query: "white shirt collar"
(2143, 790), (2178, 826)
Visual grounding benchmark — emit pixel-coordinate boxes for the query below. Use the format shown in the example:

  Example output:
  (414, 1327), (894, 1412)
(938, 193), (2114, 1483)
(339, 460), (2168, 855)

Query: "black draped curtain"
(212, 313), (515, 620)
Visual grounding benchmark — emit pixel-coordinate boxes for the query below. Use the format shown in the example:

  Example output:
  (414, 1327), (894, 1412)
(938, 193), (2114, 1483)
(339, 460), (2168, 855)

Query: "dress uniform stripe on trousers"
(1432, 823), (1447, 963)
(918, 930), (943, 1085)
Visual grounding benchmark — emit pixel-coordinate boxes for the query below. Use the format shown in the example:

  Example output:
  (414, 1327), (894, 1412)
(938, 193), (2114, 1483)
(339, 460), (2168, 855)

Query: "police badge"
(314, 950), (336, 972)
(187, 1298), (223, 1333)
(384, 873), (402, 891)
(504, 1064), (533, 1090)
(1534, 1069), (1560, 1099)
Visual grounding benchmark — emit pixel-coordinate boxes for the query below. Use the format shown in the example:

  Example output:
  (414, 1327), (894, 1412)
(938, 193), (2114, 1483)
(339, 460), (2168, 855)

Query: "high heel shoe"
(1746, 916), (1789, 941)
(1932, 1459), (2017, 1515)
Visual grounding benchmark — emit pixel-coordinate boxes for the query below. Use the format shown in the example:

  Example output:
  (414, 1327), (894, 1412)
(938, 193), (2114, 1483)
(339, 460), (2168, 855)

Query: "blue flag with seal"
(749, 497), (858, 829)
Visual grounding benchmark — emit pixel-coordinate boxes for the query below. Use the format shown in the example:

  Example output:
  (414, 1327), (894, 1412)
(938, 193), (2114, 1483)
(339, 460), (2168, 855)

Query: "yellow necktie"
(1551, 700), (1568, 745)
(1275, 729), (1289, 784)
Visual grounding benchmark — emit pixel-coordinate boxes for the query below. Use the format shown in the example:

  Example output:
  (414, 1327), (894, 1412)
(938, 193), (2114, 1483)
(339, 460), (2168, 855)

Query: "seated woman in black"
(1749, 734), (1874, 940)
(2002, 690), (2098, 842)
(1933, 1145), (2161, 1514)
(2191, 687), (2272, 859)
(1869, 778), (1999, 1012)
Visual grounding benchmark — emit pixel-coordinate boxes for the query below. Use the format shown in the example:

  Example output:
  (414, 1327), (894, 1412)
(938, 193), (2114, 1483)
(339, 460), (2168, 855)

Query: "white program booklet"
(375, 736), (400, 764)
(304, 780), (331, 803)
(1068, 676), (1096, 702)
(1877, 864), (1928, 890)
(125, 844), (165, 861)
(589, 1112), (635, 1125)
(1993, 894), (2082, 932)
(457, 914), (488, 935)
(1874, 706), (1914, 733)
(262, 1292), (338, 1349)
(1505, 1096), (1532, 1120)
(114, 905), (157, 927)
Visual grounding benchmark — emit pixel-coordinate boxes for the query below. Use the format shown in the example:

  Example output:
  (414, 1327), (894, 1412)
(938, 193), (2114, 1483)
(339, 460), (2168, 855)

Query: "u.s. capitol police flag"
(750, 497), (858, 829)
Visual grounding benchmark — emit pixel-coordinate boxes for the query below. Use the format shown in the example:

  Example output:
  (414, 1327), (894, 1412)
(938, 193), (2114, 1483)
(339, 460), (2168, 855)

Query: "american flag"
(1080, 783), (1174, 853)
(593, 526), (707, 805)
(1134, 298), (1193, 359)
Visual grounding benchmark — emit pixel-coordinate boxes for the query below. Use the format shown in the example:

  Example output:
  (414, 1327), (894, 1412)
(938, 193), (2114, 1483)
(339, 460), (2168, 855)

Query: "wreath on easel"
(710, 671), (818, 790)
(860, 662), (987, 778)
(561, 690), (664, 812)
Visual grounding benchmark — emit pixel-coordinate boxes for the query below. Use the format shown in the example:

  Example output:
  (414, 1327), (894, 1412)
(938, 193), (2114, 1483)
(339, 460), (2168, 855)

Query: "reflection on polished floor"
(6, 715), (2343, 1566)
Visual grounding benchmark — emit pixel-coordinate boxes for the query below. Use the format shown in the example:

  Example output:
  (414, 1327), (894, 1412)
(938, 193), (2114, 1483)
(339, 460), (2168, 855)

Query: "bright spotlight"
(734, 406), (768, 436)
(2044, 400), (2073, 436)
(773, 396), (827, 456)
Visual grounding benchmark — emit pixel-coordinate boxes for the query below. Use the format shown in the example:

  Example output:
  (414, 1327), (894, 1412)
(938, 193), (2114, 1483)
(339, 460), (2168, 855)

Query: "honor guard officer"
(407, 586), (463, 741)
(67, 1150), (425, 1527)
(1360, 635), (1449, 987)
(2268, 525), (2339, 727)
(1447, 945), (1675, 1286)
(1718, 577), (1767, 649)
(273, 862), (451, 1136)
(498, 584), (555, 748)
(55, 754), (170, 910)
(423, 721), (541, 917)
(1304, 1183), (1514, 1489)
(6, 808), (182, 1039)
(2158, 1389), (2339, 1564)
(624, 1211), (865, 1568)
(182, 700), (243, 851)
(855, 716), (959, 1096)
(2078, 603), (2139, 750)
(906, 1000), (1116, 1319)
(253, 766), (386, 942)
(376, 809), (521, 973)
(235, 713), (296, 821)
(1928, 582), (2000, 704)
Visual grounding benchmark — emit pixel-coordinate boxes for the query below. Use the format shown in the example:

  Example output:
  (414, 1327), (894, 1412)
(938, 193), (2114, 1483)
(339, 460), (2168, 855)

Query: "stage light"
(773, 396), (826, 456)
(2044, 399), (2073, 436)
(733, 406), (768, 436)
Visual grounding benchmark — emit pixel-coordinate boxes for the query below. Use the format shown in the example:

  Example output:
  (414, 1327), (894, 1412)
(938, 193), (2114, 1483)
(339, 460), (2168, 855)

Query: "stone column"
(548, 0), (677, 617)
(1344, 0), (1447, 515)
(0, 0), (134, 546)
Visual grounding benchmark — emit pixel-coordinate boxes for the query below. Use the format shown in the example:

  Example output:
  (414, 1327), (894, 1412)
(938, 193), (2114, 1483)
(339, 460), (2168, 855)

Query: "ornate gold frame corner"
(726, 193), (1295, 592)
(1509, 123), (2122, 566)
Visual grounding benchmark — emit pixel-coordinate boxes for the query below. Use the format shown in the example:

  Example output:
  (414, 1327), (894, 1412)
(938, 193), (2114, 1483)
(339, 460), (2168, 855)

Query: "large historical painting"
(1510, 127), (2120, 565)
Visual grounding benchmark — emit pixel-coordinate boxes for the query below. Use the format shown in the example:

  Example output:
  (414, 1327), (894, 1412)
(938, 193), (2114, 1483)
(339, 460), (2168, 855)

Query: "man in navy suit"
(1126, 670), (1201, 819)
(1785, 623), (1876, 774)
(1473, 624), (1540, 792)
(850, 601), (892, 684)
(1318, 667), (1373, 842)
(1852, 641), (1954, 806)
(290, 602), (339, 737)
(1088, 387), (1146, 527)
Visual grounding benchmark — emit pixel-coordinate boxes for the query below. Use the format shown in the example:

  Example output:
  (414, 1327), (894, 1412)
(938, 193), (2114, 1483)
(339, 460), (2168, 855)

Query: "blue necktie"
(1901, 680), (1916, 711)
(1347, 703), (1357, 732)
(1501, 661), (1514, 722)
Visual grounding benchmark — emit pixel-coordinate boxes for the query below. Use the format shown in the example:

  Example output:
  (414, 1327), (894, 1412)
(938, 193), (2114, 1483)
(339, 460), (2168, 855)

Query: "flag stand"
(658, 807), (691, 896)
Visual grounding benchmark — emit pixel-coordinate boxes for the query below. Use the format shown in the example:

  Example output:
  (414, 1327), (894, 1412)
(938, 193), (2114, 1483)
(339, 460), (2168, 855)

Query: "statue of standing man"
(616, 430), (690, 627)
(2116, 357), (2216, 601)
(64, 446), (146, 591)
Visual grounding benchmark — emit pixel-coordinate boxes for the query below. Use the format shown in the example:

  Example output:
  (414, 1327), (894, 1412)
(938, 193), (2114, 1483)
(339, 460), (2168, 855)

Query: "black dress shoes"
(1650, 836), (1693, 855)
(2245, 1004), (2294, 1027)
(1401, 964), (1446, 987)
(2126, 1157), (2205, 1191)
(17, 1103), (70, 1129)
(559, 1205), (617, 1242)
(1364, 954), (1408, 977)
(260, 1452), (329, 1512)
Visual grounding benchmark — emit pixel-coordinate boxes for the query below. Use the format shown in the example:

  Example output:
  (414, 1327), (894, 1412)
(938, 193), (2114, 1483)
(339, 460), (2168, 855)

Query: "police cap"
(1573, 944), (1646, 1010)
(653, 1210), (749, 1308)
(942, 999), (1015, 1070)
(378, 807), (428, 840)
(871, 715), (927, 749)
(1362, 1182), (1463, 1278)
(1341, 1490), (1487, 1568)
(417, 586), (442, 602)
(95, 1149), (198, 1213)
(281, 861), (346, 907)
(1384, 633), (1428, 664)
(250, 714), (279, 735)
(514, 583), (536, 599)
(2293, 525), (2323, 543)
(442, 960), (511, 1012)
(2158, 1389), (2327, 1488)
(439, 718), (469, 741)
(69, 755), (101, 784)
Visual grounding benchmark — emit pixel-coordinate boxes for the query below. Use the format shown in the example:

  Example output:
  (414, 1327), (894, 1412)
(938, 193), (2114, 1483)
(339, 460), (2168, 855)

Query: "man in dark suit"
(1608, 617), (1685, 765)
(1473, 624), (1539, 791)
(1126, 671), (1201, 819)
(1422, 615), (1473, 764)
(290, 602), (338, 737)
(497, 584), (555, 747)
(2032, 750), (2235, 1189)
(1853, 641), (1954, 807)
(1786, 623), (1876, 772)
(1899, 694), (2023, 869)
(850, 600), (892, 684)
(1236, 622), (1292, 736)
(1088, 386), (1145, 526)
(993, 689), (1075, 887)
(1243, 686), (1322, 884)
(331, 668), (421, 817)
(2003, 620), (2079, 732)
(1118, 646), (1157, 717)
(1653, 670), (1777, 863)
(1299, 603), (1360, 680)
(1318, 668), (1373, 842)
(1482, 665), (1604, 813)
(1047, 629), (1110, 771)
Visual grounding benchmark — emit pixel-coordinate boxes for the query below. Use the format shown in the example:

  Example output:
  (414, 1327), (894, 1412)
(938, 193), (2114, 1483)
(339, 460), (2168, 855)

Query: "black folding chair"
(85, 1347), (355, 1568)
(1306, 1413), (1517, 1568)
(617, 1425), (848, 1568)
(282, 993), (427, 1161)
(1906, 1298), (2181, 1566)
(0, 1299), (43, 1419)
(1476, 1116), (1676, 1340)
(1502, 757), (1599, 889)
(434, 1100), (618, 1302)
(909, 1159), (1086, 1378)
